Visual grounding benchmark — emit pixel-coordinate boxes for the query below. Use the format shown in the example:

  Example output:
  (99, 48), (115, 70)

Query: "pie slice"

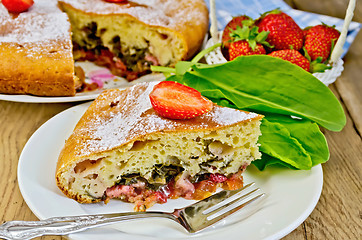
(56, 82), (263, 211)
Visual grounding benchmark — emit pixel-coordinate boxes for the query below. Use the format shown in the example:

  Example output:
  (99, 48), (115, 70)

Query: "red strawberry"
(222, 15), (253, 49)
(2, 0), (34, 13)
(149, 81), (213, 120)
(268, 49), (310, 72)
(229, 41), (266, 60)
(256, 10), (304, 51)
(304, 24), (340, 62)
(227, 25), (271, 60)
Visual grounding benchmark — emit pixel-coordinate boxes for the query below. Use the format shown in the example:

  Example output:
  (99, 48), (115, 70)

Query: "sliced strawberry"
(149, 81), (213, 120)
(2, 0), (34, 13)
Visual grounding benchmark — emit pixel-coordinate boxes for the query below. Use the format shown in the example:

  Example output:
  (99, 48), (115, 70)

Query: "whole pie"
(0, 0), (209, 96)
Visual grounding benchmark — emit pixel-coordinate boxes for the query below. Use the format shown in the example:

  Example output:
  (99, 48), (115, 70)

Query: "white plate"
(0, 89), (103, 103)
(1, 62), (164, 103)
(18, 101), (323, 240)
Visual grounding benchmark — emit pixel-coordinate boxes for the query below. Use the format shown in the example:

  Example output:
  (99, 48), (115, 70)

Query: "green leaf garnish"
(186, 56), (345, 131)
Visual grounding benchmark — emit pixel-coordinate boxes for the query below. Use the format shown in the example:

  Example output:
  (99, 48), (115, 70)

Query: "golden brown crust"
(0, 10), (76, 96)
(0, 42), (76, 96)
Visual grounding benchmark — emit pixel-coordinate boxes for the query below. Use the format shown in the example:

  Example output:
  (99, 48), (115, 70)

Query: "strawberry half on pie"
(56, 82), (263, 211)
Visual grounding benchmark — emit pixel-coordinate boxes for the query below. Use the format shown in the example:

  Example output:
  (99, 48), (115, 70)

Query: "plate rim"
(0, 92), (100, 103)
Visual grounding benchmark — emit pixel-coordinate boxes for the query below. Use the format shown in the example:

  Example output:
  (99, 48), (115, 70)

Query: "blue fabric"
(205, 0), (361, 58)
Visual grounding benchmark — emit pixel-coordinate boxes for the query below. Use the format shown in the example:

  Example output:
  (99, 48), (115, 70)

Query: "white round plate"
(18, 101), (323, 240)
(1, 62), (164, 103)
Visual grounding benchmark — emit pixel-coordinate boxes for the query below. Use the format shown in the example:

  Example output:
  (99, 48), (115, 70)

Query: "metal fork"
(0, 182), (264, 240)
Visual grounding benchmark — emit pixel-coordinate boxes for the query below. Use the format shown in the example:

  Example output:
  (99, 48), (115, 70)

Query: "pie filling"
(103, 166), (245, 212)
(64, 122), (261, 210)
(73, 21), (160, 82)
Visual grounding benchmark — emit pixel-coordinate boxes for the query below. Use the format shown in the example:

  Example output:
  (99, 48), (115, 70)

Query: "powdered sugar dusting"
(204, 106), (259, 126)
(30, 0), (62, 14)
(0, 13), (70, 44)
(59, 0), (207, 28)
(0, 0), (71, 59)
(0, 4), (11, 21)
(92, 83), (158, 148)
(72, 82), (260, 157)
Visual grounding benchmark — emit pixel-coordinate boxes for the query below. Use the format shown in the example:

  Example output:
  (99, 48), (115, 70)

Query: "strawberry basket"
(203, 32), (344, 86)
(204, 0), (357, 86)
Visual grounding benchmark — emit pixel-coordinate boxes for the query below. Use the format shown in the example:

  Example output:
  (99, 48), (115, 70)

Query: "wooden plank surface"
(284, 0), (362, 239)
(0, 102), (73, 240)
(0, 0), (361, 240)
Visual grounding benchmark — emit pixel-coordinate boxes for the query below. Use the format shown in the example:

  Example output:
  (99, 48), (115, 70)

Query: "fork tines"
(181, 182), (264, 232)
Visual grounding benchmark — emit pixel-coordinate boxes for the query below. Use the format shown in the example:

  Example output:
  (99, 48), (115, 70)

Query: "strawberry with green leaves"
(228, 24), (271, 60)
(229, 41), (266, 60)
(304, 24), (340, 62)
(222, 15), (253, 49)
(256, 10), (304, 51)
(268, 49), (310, 72)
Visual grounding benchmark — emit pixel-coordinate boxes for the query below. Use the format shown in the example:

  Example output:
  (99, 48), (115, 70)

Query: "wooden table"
(0, 0), (360, 239)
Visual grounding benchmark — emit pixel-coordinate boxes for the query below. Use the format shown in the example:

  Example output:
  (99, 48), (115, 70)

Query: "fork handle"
(0, 212), (174, 240)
